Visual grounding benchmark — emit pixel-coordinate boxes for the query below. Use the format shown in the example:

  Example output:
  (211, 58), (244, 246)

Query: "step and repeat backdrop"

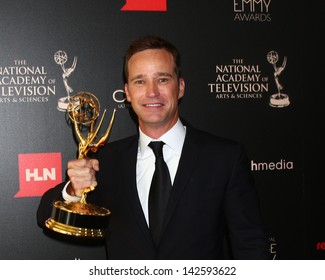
(0, 0), (321, 260)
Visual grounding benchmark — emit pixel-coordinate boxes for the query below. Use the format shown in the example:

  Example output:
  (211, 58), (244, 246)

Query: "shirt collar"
(139, 118), (186, 157)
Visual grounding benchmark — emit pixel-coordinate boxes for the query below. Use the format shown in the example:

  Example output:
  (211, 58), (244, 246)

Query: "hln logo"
(25, 168), (56, 181)
(15, 153), (62, 198)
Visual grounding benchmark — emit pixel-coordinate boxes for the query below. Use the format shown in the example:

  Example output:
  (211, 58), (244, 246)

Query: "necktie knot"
(149, 141), (165, 159)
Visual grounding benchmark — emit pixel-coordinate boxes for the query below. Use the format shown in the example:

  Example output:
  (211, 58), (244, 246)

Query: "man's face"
(125, 49), (185, 135)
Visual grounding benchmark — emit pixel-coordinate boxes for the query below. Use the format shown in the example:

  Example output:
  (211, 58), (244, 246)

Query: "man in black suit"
(37, 35), (270, 260)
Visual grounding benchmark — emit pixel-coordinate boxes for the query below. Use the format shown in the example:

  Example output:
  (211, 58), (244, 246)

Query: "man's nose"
(146, 81), (159, 97)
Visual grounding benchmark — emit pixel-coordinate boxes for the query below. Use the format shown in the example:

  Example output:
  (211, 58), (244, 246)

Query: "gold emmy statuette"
(45, 91), (116, 238)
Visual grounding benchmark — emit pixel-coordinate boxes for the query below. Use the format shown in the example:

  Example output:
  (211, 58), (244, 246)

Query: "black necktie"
(148, 141), (172, 246)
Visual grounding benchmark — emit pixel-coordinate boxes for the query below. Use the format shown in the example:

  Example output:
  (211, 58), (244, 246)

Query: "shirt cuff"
(61, 181), (81, 203)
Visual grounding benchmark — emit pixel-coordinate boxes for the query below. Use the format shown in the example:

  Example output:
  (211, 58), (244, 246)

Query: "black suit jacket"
(37, 122), (270, 260)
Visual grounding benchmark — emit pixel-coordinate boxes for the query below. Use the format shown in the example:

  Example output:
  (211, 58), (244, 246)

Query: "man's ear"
(178, 78), (185, 99)
(124, 84), (131, 102)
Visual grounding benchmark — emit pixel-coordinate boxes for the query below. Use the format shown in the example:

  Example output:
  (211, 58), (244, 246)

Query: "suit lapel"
(119, 126), (202, 249)
(161, 126), (201, 235)
(120, 137), (154, 246)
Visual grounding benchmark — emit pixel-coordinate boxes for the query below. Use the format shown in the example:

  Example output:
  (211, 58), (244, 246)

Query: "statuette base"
(45, 200), (110, 239)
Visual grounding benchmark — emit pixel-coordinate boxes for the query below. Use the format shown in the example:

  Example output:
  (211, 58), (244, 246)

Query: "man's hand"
(66, 158), (99, 197)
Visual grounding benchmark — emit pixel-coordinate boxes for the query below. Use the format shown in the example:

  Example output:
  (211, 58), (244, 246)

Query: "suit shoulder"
(187, 124), (241, 149)
(97, 134), (138, 157)
(108, 134), (138, 148)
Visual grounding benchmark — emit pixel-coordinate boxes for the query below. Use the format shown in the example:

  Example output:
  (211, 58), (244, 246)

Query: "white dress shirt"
(62, 118), (186, 225)
(137, 119), (186, 224)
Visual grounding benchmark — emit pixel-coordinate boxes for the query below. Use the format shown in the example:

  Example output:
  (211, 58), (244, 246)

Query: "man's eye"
(159, 78), (168, 83)
(135, 80), (144, 85)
